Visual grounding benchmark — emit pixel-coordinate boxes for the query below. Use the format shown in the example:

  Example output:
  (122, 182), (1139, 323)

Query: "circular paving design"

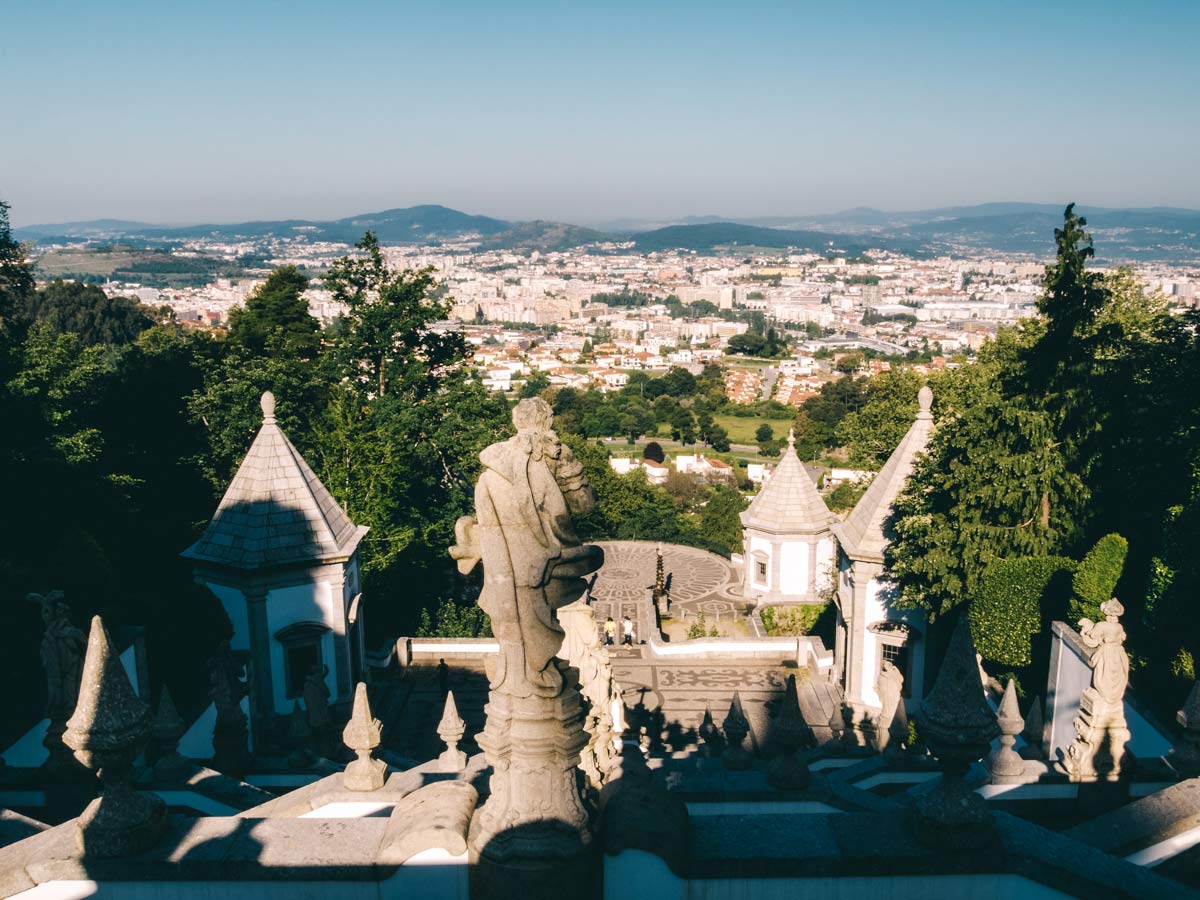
(590, 541), (738, 609)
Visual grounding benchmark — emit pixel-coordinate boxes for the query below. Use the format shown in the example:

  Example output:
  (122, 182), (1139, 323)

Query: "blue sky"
(5, 0), (1199, 225)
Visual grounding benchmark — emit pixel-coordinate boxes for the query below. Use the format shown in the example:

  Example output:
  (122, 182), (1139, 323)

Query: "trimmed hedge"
(970, 556), (1077, 667)
(1070, 533), (1128, 623)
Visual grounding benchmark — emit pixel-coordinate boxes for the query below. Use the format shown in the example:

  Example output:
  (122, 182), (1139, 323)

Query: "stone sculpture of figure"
(207, 639), (250, 774)
(29, 591), (86, 721)
(1064, 598), (1132, 781)
(1078, 598), (1129, 705)
(208, 640), (248, 726)
(303, 664), (332, 755)
(449, 397), (605, 863)
(451, 397), (604, 698)
(874, 659), (907, 752)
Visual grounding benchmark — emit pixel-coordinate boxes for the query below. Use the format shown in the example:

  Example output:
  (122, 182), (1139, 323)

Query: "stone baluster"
(987, 679), (1025, 782)
(768, 674), (811, 789)
(342, 682), (386, 791)
(63, 616), (166, 858)
(438, 690), (468, 772)
(151, 686), (190, 781)
(914, 613), (999, 849)
(722, 692), (752, 770)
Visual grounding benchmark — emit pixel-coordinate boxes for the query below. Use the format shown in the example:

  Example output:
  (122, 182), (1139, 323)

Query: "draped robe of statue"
(451, 398), (604, 862)
(455, 403), (603, 698)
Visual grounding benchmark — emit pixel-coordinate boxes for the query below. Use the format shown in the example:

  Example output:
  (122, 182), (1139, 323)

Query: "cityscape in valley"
(6, 1), (1200, 897)
(18, 202), (1200, 417)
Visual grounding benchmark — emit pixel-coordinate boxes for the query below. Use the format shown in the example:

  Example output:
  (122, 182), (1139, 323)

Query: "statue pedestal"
(470, 678), (592, 863)
(1063, 688), (1133, 782)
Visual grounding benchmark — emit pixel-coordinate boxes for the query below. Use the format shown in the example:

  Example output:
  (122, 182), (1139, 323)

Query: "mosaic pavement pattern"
(589, 541), (749, 628)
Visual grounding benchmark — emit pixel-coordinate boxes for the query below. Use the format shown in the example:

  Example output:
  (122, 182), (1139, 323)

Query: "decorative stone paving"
(589, 541), (748, 628)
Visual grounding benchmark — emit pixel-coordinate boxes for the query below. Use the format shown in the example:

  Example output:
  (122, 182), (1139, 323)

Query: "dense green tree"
(228, 265), (320, 358)
(23, 280), (154, 348)
(519, 369), (551, 398)
(888, 380), (1084, 617)
(324, 232), (464, 400)
(696, 485), (746, 556)
(707, 424), (731, 453)
(836, 369), (922, 467)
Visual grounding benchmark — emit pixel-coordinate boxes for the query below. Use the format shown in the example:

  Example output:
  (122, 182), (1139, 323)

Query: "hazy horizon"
(6, 0), (1199, 226)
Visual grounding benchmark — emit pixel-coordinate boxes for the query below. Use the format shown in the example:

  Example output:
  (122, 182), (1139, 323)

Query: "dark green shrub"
(1070, 533), (1128, 623)
(970, 556), (1076, 667)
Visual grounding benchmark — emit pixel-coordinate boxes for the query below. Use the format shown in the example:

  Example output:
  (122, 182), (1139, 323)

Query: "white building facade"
(183, 392), (368, 746)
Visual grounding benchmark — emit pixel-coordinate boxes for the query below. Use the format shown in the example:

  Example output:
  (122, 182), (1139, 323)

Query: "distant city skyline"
(5, 0), (1199, 226)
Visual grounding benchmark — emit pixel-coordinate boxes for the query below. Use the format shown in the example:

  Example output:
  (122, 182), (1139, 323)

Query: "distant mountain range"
(16, 202), (1200, 262)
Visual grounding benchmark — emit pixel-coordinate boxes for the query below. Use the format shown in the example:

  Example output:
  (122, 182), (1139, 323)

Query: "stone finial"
(768, 675), (811, 789)
(917, 385), (933, 418)
(721, 692), (752, 770)
(1169, 679), (1200, 776)
(62, 616), (166, 858)
(437, 690), (468, 773)
(1022, 694), (1045, 758)
(342, 682), (386, 791)
(260, 391), (276, 423)
(988, 679), (1025, 782)
(787, 427), (796, 449)
(151, 686), (190, 781)
(698, 702), (721, 757)
(915, 612), (999, 849)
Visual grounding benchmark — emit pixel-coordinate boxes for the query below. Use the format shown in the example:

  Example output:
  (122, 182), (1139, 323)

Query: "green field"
(36, 249), (138, 278)
(711, 413), (793, 445)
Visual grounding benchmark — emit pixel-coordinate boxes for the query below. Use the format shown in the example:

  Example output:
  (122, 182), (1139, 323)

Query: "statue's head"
(512, 397), (554, 434)
(1101, 597), (1124, 621)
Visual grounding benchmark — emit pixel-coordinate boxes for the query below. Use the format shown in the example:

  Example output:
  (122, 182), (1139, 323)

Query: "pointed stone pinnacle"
(342, 682), (386, 791)
(774, 675), (807, 751)
(152, 687), (183, 744)
(65, 616), (151, 757)
(437, 690), (468, 773)
(921, 614), (999, 753)
(996, 679), (1023, 734)
(769, 674), (811, 790)
(722, 692), (752, 770)
(916, 613), (997, 848)
(698, 702), (720, 756)
(988, 679), (1025, 782)
(62, 616), (165, 858)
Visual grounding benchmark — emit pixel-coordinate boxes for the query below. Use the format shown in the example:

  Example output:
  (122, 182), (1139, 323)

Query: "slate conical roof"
(740, 430), (834, 536)
(832, 385), (934, 563)
(184, 392), (367, 570)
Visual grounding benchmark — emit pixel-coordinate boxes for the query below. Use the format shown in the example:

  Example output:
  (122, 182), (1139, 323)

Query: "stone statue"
(30, 591), (86, 721)
(1064, 598), (1133, 782)
(303, 664), (332, 756)
(207, 640), (250, 774)
(1078, 599), (1129, 704)
(30, 591), (87, 773)
(451, 398), (603, 697)
(874, 659), (907, 752)
(449, 398), (604, 863)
